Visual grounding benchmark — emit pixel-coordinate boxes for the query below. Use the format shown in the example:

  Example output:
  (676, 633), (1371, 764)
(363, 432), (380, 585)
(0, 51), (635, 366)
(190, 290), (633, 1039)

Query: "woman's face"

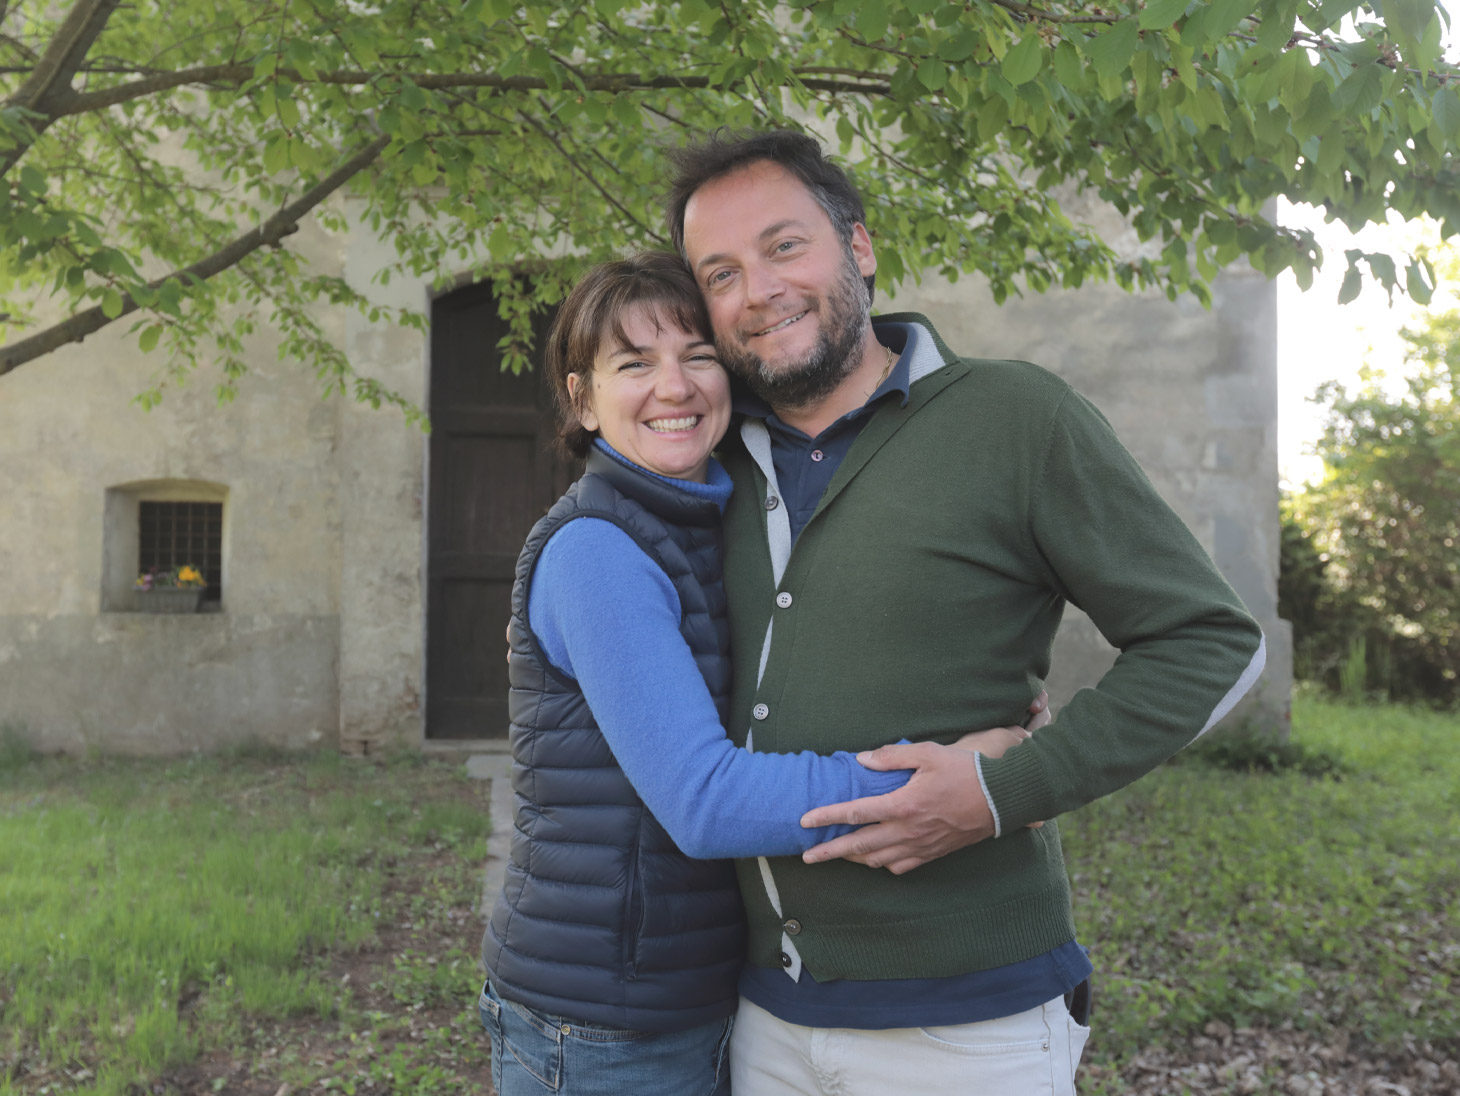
(570, 302), (731, 483)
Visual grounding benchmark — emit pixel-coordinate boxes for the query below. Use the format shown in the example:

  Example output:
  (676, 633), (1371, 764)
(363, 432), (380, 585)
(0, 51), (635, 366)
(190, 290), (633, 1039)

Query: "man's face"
(681, 161), (877, 410)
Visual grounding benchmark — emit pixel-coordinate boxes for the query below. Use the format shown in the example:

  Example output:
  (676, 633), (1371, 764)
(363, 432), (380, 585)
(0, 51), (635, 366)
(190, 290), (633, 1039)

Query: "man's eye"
(708, 269), (732, 286)
(775, 240), (797, 253)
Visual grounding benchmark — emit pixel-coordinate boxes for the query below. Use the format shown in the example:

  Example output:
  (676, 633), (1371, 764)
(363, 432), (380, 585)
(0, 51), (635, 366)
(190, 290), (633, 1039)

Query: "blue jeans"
(479, 981), (733, 1096)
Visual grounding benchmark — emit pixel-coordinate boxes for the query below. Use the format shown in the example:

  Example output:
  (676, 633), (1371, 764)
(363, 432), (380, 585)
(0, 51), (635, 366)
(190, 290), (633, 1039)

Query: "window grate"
(139, 501), (223, 603)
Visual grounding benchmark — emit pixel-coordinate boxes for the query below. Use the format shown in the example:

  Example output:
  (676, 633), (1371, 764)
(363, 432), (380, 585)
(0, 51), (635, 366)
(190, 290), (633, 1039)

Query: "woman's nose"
(655, 360), (694, 401)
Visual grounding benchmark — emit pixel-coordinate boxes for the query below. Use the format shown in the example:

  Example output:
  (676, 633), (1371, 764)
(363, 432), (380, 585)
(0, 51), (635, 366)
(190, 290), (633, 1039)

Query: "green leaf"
(1198, 0), (1253, 42)
(857, 0), (889, 42)
(937, 29), (981, 62)
(101, 288), (124, 319)
(1404, 258), (1434, 305)
(1052, 40), (1086, 90)
(1383, 0), (1435, 41)
(1081, 19), (1140, 83)
(917, 60), (948, 91)
(1332, 63), (1387, 116)
(1139, 0), (1190, 30)
(1366, 252), (1398, 293)
(1432, 87), (1460, 141)
(138, 325), (162, 353)
(977, 94), (1010, 142)
(1256, 6), (1297, 51)
(262, 134), (289, 175)
(487, 223), (512, 261)
(1001, 34), (1043, 87)
(1337, 264), (1362, 305)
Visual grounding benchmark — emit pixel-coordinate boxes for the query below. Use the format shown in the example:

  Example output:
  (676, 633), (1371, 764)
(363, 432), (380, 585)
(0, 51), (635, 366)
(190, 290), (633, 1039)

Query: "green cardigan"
(720, 313), (1266, 981)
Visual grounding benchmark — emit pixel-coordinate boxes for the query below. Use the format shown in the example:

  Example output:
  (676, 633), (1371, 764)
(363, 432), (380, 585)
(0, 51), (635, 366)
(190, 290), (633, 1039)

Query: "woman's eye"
(619, 360), (649, 371)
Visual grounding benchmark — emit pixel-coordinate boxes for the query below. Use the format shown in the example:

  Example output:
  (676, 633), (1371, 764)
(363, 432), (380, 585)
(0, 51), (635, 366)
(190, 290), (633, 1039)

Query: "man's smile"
(753, 311), (809, 337)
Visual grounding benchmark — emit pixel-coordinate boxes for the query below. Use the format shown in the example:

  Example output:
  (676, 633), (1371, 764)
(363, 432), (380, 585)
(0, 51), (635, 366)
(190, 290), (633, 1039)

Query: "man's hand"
(798, 692), (1051, 874)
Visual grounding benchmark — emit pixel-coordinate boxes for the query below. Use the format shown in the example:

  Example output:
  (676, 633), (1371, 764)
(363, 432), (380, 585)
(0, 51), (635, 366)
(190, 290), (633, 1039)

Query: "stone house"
(0, 195), (1292, 755)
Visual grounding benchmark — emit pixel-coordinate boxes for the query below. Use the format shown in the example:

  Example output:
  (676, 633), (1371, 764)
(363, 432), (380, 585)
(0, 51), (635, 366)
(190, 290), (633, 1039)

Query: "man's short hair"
(544, 251), (712, 458)
(665, 130), (875, 300)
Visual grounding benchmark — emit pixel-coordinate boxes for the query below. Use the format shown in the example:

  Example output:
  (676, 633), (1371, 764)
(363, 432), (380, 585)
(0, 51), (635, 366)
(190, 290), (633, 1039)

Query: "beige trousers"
(729, 994), (1090, 1096)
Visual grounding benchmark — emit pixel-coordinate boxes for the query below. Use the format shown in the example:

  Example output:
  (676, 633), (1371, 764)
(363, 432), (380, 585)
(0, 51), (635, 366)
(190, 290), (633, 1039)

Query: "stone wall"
(0, 220), (348, 755)
(0, 203), (1290, 754)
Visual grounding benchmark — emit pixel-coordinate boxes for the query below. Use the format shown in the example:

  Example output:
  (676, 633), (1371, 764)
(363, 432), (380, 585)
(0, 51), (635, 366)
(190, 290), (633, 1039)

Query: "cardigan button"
(776, 592), (793, 609)
(783, 918), (802, 936)
(752, 703), (769, 720)
(764, 495), (780, 510)
(780, 951), (793, 968)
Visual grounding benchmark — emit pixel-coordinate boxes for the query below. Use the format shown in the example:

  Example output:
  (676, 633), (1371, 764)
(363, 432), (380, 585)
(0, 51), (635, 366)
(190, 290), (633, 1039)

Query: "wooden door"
(426, 282), (573, 739)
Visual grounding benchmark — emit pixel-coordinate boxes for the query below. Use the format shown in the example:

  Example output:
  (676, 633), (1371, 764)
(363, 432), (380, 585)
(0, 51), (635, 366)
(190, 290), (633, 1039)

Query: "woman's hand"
(951, 689), (1051, 757)
(950, 725), (1031, 758)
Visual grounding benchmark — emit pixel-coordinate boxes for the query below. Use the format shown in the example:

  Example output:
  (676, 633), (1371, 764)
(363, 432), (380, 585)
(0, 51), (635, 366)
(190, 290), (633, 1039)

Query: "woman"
(478, 252), (1034, 1095)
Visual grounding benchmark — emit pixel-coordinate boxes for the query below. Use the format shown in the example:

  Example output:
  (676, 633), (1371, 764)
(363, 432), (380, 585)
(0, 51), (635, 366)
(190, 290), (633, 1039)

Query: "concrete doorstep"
(466, 753), (515, 923)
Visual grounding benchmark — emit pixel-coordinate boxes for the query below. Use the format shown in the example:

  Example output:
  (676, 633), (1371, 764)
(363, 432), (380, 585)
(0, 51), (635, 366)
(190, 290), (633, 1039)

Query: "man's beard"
(716, 252), (871, 413)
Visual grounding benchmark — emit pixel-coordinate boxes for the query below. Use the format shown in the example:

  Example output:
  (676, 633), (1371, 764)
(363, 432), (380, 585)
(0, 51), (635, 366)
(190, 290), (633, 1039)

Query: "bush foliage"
(1282, 248), (1459, 705)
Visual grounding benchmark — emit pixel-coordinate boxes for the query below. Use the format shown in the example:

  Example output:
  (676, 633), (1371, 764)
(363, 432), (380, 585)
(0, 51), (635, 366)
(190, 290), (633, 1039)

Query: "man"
(666, 131), (1267, 1095)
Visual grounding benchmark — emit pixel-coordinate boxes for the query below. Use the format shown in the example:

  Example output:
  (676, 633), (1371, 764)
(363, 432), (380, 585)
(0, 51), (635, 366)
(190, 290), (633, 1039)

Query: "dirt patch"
(1084, 1022), (1459, 1095)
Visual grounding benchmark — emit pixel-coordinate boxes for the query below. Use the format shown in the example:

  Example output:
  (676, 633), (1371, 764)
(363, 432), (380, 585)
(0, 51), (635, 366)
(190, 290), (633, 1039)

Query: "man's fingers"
(1027, 820), (1045, 829)
(852, 742), (925, 771)
(801, 791), (906, 830)
(802, 826), (894, 865)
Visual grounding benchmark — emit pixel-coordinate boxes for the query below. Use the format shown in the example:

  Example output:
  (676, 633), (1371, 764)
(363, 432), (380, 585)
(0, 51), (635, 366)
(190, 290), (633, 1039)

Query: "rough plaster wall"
(0, 180), (1292, 753)
(885, 259), (1292, 735)
(335, 213), (433, 752)
(0, 219), (345, 755)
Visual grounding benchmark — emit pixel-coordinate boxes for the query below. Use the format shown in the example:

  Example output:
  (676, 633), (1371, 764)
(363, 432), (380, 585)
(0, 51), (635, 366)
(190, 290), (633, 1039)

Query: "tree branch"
(41, 64), (890, 117)
(1, 0), (120, 178)
(987, 0), (1119, 24)
(514, 106), (666, 244)
(0, 134), (389, 377)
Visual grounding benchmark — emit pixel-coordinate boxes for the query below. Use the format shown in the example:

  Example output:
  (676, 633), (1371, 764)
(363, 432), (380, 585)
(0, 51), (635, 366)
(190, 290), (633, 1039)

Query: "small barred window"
(139, 501), (224, 604)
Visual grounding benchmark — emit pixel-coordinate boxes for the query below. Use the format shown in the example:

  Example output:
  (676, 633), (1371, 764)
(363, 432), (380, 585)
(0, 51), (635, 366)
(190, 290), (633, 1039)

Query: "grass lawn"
(2, 692), (1458, 1095)
(0, 745), (493, 1095)
(1064, 692), (1460, 1094)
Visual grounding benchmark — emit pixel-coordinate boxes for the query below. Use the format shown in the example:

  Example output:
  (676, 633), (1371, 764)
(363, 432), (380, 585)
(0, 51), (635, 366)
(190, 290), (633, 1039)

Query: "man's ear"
(567, 372), (599, 433)
(850, 223), (877, 279)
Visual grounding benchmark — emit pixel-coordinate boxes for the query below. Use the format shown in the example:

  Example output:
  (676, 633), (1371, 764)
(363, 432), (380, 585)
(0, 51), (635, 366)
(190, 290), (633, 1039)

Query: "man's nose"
(742, 261), (786, 308)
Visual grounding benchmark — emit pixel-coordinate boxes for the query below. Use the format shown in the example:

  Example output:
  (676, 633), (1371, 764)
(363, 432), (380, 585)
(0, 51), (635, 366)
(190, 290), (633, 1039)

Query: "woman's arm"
(529, 516), (911, 859)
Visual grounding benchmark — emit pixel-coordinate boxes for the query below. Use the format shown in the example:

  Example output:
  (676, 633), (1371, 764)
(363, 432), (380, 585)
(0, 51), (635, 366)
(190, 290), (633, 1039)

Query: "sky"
(1275, 1), (1458, 488)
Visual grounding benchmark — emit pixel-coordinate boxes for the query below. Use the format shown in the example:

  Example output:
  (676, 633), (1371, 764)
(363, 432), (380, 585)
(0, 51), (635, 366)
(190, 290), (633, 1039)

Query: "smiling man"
(667, 131), (1268, 1096)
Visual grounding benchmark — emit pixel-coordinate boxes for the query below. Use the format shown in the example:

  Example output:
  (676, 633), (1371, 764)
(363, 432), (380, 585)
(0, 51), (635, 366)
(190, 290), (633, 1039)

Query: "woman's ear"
(567, 372), (598, 433)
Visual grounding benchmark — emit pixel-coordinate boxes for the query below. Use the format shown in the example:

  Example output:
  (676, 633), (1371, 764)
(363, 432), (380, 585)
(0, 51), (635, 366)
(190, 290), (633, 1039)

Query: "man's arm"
(801, 386), (1265, 872)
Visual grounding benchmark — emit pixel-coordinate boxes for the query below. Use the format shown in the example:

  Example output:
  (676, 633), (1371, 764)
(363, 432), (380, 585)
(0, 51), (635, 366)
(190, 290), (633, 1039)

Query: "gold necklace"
(869, 341), (896, 396)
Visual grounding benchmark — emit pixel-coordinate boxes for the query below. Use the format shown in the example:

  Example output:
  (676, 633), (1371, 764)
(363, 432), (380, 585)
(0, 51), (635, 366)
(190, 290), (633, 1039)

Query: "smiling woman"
(474, 251), (951, 1096)
(566, 303), (729, 483)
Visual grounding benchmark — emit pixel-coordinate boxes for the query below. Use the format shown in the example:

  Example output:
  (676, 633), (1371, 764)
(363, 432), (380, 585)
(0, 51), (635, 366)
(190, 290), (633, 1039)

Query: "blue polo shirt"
(733, 320), (1091, 1029)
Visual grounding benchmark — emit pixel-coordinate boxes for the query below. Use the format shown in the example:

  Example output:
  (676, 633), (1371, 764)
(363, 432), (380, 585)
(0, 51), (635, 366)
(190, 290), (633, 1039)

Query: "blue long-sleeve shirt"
(526, 449), (909, 860)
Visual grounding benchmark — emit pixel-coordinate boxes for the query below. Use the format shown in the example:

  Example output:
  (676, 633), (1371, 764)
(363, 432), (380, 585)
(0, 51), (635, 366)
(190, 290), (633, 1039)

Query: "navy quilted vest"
(480, 449), (745, 1032)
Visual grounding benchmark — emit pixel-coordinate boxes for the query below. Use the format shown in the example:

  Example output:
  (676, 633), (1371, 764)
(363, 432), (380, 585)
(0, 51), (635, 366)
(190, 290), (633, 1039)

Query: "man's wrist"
(979, 747), (1052, 833)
